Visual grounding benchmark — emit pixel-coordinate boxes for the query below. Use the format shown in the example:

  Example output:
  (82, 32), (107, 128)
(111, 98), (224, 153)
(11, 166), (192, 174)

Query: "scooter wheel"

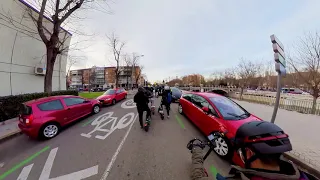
(161, 114), (164, 120)
(144, 125), (149, 132)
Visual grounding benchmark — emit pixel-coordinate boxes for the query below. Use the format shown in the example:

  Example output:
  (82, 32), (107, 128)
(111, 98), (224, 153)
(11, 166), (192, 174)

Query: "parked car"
(178, 92), (262, 159)
(18, 95), (101, 140)
(170, 87), (182, 102)
(96, 88), (127, 105)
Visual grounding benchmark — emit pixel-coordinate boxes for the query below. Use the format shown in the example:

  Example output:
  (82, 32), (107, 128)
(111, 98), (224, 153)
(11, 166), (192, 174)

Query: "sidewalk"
(234, 100), (320, 170)
(0, 118), (21, 143)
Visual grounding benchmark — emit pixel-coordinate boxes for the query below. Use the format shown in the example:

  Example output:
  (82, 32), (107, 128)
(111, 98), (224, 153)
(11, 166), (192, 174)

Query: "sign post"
(270, 34), (286, 123)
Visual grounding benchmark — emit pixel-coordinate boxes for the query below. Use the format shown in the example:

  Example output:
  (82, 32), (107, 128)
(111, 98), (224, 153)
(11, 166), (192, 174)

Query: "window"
(38, 100), (64, 111)
(192, 95), (207, 108)
(209, 96), (249, 120)
(63, 98), (85, 106)
(116, 89), (121, 94)
(104, 89), (116, 95)
(182, 94), (192, 102)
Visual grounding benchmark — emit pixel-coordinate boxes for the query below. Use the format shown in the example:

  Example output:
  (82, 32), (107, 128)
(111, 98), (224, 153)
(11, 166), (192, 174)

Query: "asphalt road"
(0, 94), (231, 180)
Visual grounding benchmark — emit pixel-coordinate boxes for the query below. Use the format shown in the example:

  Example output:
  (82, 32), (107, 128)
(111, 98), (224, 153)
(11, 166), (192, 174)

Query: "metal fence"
(229, 92), (320, 115)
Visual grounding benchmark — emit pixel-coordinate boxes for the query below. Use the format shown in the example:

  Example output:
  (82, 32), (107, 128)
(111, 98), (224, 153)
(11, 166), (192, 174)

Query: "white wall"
(0, 0), (71, 96)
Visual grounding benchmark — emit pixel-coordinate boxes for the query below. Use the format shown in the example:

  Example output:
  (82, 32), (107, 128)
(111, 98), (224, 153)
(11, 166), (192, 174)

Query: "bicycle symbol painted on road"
(121, 99), (136, 109)
(81, 112), (137, 140)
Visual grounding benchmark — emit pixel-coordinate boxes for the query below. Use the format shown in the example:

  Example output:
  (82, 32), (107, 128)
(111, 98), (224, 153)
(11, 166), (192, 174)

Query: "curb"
(0, 130), (22, 144)
(284, 152), (320, 179)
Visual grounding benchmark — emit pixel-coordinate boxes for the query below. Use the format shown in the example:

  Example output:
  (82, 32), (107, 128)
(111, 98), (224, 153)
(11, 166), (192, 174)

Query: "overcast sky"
(69, 0), (320, 82)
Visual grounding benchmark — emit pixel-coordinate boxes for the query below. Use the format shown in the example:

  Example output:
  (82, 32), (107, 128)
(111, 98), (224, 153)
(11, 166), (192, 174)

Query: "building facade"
(0, 0), (71, 96)
(68, 66), (144, 89)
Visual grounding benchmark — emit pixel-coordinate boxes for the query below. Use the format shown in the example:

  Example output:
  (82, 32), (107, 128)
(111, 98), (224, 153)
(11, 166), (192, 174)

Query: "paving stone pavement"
(234, 99), (320, 169)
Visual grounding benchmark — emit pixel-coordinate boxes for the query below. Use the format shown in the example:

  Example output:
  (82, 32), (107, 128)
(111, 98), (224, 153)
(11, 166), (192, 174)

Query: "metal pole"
(271, 72), (281, 123)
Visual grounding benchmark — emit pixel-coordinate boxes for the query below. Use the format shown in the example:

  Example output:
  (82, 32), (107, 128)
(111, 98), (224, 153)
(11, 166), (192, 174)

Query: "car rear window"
(37, 100), (64, 111)
(19, 104), (32, 115)
(104, 89), (116, 95)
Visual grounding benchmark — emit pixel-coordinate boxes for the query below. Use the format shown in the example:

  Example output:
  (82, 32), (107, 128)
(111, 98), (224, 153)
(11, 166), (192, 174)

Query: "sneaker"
(167, 116), (170, 119)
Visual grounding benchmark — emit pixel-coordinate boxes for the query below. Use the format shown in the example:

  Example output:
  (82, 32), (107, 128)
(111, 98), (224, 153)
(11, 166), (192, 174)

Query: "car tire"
(112, 99), (116, 105)
(178, 104), (183, 114)
(40, 122), (60, 140)
(92, 105), (100, 114)
(211, 134), (233, 159)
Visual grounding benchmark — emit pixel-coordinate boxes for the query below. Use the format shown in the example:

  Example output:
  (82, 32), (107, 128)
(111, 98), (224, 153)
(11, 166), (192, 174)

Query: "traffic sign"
(274, 53), (286, 67)
(272, 43), (285, 58)
(275, 62), (286, 76)
(270, 34), (284, 51)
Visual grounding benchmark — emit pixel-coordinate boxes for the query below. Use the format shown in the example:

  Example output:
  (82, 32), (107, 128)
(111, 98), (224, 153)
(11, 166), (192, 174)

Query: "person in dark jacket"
(188, 121), (318, 180)
(159, 85), (172, 119)
(134, 87), (151, 129)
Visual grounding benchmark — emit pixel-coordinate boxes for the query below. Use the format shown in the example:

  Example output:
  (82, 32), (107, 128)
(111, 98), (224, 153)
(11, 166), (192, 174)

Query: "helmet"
(234, 121), (292, 168)
(138, 86), (144, 92)
(164, 85), (170, 90)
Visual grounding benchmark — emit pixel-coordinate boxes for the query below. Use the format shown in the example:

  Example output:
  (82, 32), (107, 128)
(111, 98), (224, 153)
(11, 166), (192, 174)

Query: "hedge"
(0, 90), (78, 122)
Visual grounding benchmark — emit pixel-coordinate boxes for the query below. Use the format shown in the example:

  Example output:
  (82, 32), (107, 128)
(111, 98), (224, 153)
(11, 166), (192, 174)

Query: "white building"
(0, 0), (71, 96)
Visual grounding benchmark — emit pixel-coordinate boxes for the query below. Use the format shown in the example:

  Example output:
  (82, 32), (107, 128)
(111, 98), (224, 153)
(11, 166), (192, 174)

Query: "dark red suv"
(18, 95), (101, 139)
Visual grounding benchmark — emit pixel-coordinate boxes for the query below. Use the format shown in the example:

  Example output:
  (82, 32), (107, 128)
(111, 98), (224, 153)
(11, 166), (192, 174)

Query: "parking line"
(175, 114), (185, 129)
(0, 146), (50, 180)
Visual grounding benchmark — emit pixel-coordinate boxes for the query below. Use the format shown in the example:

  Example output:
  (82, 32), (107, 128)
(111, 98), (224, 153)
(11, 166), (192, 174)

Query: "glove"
(187, 138), (206, 151)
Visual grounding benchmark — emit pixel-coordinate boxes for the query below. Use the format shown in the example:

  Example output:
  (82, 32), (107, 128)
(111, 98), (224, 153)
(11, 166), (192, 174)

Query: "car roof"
(186, 92), (222, 98)
(24, 95), (78, 105)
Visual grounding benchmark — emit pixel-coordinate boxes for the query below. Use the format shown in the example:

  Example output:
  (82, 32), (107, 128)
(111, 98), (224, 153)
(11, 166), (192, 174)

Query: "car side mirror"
(202, 106), (209, 113)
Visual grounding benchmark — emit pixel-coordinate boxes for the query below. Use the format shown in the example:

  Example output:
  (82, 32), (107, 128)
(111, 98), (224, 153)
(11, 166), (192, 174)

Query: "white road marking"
(38, 147), (98, 180)
(50, 165), (98, 180)
(100, 114), (138, 180)
(120, 99), (136, 109)
(17, 164), (33, 180)
(39, 148), (58, 180)
(81, 112), (136, 140)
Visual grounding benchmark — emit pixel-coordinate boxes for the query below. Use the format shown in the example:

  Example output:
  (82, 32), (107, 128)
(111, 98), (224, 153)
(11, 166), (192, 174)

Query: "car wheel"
(178, 104), (183, 114)
(112, 99), (116, 105)
(213, 135), (232, 159)
(92, 105), (100, 114)
(40, 122), (60, 140)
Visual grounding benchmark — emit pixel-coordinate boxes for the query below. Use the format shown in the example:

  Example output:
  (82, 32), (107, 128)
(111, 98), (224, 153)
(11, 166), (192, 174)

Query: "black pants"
(137, 105), (151, 127)
(161, 102), (170, 116)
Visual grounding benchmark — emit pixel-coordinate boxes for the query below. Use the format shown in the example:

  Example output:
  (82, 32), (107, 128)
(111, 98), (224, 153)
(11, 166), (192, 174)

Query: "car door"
(198, 99), (222, 135)
(180, 94), (193, 119)
(190, 94), (207, 127)
(62, 97), (91, 123)
(115, 89), (122, 101)
(37, 99), (67, 126)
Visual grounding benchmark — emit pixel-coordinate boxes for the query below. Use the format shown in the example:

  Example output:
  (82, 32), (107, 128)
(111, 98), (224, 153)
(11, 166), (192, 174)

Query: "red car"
(18, 95), (101, 139)
(178, 92), (262, 159)
(96, 88), (127, 105)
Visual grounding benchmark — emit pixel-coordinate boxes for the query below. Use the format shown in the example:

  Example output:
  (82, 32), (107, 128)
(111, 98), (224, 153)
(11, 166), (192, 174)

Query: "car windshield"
(104, 89), (116, 95)
(170, 87), (180, 94)
(209, 96), (249, 120)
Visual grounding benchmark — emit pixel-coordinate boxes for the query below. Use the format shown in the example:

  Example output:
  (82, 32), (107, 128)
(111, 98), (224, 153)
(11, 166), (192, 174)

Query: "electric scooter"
(144, 96), (155, 132)
(158, 105), (164, 120)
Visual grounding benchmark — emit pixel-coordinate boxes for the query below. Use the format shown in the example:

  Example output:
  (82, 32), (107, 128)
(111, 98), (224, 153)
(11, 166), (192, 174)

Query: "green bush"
(0, 90), (78, 122)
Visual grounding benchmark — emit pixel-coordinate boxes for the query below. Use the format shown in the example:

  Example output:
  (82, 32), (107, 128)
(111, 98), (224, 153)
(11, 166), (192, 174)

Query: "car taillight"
(25, 115), (33, 125)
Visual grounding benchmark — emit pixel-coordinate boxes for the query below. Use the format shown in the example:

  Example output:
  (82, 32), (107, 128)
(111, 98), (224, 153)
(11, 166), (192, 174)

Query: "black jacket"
(134, 91), (149, 108)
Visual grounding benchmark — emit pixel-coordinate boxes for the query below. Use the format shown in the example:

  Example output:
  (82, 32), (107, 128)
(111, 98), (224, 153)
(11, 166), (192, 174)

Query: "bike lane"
(106, 98), (231, 180)
(0, 97), (138, 180)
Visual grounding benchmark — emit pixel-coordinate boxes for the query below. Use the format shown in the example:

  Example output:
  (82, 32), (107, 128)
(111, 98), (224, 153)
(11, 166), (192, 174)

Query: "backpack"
(167, 91), (172, 103)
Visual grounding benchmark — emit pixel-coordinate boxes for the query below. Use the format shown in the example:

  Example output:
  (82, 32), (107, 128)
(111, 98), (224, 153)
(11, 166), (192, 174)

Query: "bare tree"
(0, 0), (110, 93)
(288, 31), (320, 114)
(89, 67), (96, 92)
(123, 54), (132, 89)
(223, 68), (237, 86)
(131, 53), (143, 88)
(237, 58), (261, 99)
(107, 33), (125, 88)
(135, 65), (144, 86)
